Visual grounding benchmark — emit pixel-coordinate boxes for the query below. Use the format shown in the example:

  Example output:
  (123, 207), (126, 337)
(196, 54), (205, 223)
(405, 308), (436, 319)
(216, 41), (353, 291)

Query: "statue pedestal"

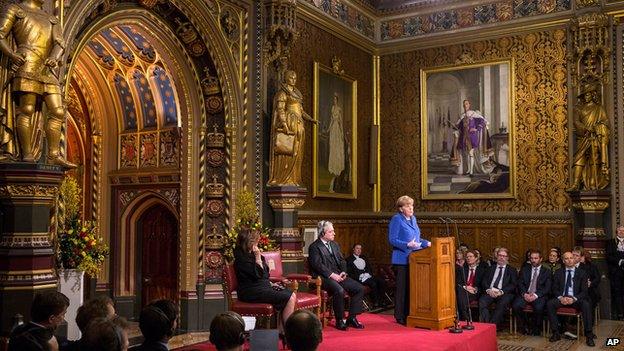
(569, 190), (610, 256)
(0, 163), (63, 336)
(267, 186), (306, 270)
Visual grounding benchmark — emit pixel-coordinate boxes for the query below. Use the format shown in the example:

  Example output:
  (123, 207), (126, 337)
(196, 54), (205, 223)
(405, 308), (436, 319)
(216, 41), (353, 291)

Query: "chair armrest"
(269, 276), (285, 283)
(285, 273), (312, 282)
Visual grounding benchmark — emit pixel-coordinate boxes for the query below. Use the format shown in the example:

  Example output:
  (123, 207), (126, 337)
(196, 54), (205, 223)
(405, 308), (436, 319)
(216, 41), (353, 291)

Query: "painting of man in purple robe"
(453, 99), (493, 176)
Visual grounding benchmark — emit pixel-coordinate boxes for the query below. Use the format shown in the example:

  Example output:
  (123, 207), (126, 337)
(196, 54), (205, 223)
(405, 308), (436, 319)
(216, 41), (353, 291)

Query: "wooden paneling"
(299, 214), (573, 268)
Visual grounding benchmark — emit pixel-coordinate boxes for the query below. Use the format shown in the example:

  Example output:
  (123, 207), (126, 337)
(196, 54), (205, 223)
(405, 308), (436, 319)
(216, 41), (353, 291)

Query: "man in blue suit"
(388, 195), (430, 325)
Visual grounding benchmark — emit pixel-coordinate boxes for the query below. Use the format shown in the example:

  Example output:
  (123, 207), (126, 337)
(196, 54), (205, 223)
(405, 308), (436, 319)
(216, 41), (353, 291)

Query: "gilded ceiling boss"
(0, 0), (75, 168)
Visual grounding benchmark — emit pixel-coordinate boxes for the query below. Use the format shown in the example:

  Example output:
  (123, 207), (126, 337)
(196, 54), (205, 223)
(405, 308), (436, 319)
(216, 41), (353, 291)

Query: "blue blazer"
(388, 213), (430, 265)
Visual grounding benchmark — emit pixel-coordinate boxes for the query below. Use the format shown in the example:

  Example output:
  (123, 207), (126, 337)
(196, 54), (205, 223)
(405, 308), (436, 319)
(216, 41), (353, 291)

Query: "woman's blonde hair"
(396, 195), (414, 210)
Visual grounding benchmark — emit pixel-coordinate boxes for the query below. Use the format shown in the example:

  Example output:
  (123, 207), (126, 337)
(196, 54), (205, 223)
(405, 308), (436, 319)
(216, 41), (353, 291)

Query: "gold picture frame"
(312, 61), (357, 199)
(420, 59), (516, 200)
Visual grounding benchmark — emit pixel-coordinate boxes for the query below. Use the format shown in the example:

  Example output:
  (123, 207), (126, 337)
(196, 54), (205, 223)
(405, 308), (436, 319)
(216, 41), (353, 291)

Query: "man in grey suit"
(308, 220), (365, 331)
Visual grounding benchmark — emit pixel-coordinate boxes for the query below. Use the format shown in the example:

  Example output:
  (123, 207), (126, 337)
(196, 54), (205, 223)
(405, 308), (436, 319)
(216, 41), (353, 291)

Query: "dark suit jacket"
(517, 265), (551, 298)
(551, 266), (588, 301)
(309, 239), (346, 279)
(579, 262), (601, 302)
(8, 322), (53, 351)
(481, 264), (517, 295)
(456, 263), (486, 292)
(346, 254), (373, 281)
(134, 341), (169, 351)
(605, 238), (624, 276)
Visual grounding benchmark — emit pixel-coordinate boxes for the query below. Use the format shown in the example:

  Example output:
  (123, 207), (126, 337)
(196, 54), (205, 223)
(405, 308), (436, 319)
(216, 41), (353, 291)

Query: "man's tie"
(325, 242), (332, 254)
(492, 266), (503, 289)
(564, 269), (572, 296)
(467, 268), (475, 286)
(528, 267), (538, 294)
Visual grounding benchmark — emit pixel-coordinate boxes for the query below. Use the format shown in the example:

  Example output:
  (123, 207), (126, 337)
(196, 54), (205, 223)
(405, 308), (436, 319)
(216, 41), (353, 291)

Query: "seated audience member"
(136, 299), (178, 351)
(346, 243), (387, 308)
(543, 248), (562, 276)
(234, 228), (296, 328)
(547, 252), (596, 347)
(456, 250), (485, 321)
(520, 249), (532, 271)
(209, 312), (246, 351)
(606, 225), (624, 320)
(478, 247), (517, 329)
(284, 310), (323, 351)
(61, 295), (116, 351)
(80, 316), (129, 351)
(487, 247), (500, 267)
(573, 246), (601, 309)
(309, 220), (365, 330)
(474, 249), (488, 270)
(455, 248), (467, 266)
(512, 250), (551, 335)
(9, 291), (69, 351)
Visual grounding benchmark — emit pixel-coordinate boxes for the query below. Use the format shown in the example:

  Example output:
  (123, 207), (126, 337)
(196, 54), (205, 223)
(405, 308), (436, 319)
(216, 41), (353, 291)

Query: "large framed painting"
(420, 59), (516, 200)
(312, 61), (357, 199)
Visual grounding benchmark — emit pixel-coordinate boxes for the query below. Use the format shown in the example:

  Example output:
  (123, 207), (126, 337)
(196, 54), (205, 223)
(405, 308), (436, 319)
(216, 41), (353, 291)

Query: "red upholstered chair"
(222, 263), (275, 328)
(545, 306), (582, 338)
(261, 251), (322, 318)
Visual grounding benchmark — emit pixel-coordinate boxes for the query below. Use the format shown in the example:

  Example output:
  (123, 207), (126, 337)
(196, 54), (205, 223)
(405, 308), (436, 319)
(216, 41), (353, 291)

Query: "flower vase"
(58, 269), (84, 340)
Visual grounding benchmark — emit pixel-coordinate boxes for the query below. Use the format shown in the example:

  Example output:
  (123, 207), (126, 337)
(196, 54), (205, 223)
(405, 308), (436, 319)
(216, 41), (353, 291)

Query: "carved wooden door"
(140, 204), (178, 307)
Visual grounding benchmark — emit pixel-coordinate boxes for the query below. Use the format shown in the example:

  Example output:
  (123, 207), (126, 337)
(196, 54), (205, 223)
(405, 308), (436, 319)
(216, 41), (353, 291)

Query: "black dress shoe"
(396, 318), (406, 325)
(549, 333), (561, 342)
(346, 316), (364, 329)
(335, 320), (348, 331)
(586, 336), (595, 347)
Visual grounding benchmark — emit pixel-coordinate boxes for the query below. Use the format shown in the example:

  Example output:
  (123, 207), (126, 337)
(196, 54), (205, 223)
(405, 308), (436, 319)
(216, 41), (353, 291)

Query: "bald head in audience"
(285, 310), (323, 351)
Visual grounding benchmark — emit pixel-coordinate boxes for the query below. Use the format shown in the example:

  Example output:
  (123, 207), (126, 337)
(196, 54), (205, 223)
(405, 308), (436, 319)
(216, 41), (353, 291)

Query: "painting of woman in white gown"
(313, 62), (357, 199)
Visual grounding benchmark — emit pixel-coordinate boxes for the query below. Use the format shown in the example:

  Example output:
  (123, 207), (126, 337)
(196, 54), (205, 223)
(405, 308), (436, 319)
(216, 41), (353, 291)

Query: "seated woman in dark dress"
(233, 228), (297, 326)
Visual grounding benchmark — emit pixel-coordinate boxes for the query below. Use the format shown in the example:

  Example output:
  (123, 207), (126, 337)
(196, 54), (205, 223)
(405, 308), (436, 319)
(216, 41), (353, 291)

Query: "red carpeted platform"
(175, 313), (497, 351)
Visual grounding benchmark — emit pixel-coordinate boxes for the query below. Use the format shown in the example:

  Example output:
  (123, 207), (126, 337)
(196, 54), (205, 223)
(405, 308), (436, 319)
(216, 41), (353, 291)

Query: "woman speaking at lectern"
(388, 195), (431, 325)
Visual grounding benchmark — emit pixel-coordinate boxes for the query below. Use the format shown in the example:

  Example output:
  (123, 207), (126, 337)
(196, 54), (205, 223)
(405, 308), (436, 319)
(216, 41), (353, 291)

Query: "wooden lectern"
(406, 237), (456, 330)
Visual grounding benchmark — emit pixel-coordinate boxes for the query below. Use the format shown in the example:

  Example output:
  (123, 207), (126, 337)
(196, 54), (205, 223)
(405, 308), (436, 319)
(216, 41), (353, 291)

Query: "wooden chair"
(261, 251), (322, 318)
(546, 306), (582, 338)
(222, 263), (275, 328)
(512, 304), (546, 336)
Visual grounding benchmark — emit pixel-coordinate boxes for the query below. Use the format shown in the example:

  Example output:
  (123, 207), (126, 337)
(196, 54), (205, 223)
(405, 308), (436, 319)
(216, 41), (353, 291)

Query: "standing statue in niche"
(268, 70), (316, 186)
(0, 0), (75, 168)
(568, 83), (609, 191)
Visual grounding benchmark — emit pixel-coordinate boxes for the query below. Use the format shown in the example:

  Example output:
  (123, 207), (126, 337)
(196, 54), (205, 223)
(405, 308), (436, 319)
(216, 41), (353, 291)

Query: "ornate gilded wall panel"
(289, 18), (374, 211)
(380, 29), (569, 213)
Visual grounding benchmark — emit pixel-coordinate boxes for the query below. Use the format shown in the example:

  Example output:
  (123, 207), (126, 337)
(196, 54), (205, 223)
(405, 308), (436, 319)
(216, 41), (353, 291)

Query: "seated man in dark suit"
(309, 220), (365, 331)
(346, 243), (387, 308)
(512, 249), (551, 335)
(606, 226), (624, 320)
(546, 251), (595, 347)
(456, 249), (485, 321)
(478, 247), (517, 329)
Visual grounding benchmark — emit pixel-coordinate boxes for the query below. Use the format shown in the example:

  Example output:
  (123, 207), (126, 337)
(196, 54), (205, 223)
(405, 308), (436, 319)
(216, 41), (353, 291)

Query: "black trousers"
(512, 296), (547, 332)
(478, 293), (514, 326)
(610, 270), (624, 317)
(321, 276), (364, 320)
(362, 276), (387, 305)
(456, 286), (479, 321)
(546, 297), (593, 335)
(393, 264), (409, 322)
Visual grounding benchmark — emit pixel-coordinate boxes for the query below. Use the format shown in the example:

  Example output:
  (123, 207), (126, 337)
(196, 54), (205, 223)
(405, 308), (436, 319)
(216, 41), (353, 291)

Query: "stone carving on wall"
(160, 129), (179, 167)
(264, 0), (299, 73)
(120, 134), (138, 168)
(140, 133), (157, 167)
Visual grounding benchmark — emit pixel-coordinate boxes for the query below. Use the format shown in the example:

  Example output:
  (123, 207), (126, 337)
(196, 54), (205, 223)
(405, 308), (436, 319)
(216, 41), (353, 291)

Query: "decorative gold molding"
(0, 185), (58, 198)
(577, 228), (606, 237)
(572, 201), (610, 212)
(585, 248), (605, 259)
(268, 198), (306, 209)
(272, 228), (300, 238)
(576, 0), (600, 8)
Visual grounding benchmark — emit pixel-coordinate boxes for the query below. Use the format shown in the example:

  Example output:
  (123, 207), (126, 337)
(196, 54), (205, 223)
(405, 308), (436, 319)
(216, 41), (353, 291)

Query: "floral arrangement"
(224, 190), (276, 261)
(57, 177), (109, 277)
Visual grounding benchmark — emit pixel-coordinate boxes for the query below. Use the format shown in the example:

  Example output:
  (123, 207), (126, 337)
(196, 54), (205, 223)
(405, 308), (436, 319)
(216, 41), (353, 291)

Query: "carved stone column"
(267, 186), (306, 272)
(0, 163), (63, 336)
(570, 191), (610, 250)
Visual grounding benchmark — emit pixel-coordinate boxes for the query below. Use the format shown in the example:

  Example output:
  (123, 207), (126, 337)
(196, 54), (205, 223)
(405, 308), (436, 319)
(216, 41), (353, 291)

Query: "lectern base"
(406, 315), (454, 330)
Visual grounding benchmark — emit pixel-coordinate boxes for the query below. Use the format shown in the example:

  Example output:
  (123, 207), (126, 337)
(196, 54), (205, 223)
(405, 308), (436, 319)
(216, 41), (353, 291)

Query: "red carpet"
(175, 313), (497, 351)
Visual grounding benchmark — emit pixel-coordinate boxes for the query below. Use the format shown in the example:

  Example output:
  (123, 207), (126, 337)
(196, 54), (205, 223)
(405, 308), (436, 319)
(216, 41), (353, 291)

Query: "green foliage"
(223, 190), (276, 261)
(57, 177), (109, 277)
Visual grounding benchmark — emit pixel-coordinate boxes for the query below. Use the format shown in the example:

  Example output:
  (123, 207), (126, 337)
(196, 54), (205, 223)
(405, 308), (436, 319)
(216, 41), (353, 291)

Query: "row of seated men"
(6, 290), (323, 351)
(454, 246), (599, 347)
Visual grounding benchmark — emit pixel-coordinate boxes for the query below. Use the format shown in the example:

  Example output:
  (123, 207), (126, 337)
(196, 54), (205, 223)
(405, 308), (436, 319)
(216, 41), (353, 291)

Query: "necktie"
(528, 267), (538, 294)
(564, 269), (572, 296)
(492, 266), (503, 289)
(467, 268), (475, 286)
(325, 242), (332, 254)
